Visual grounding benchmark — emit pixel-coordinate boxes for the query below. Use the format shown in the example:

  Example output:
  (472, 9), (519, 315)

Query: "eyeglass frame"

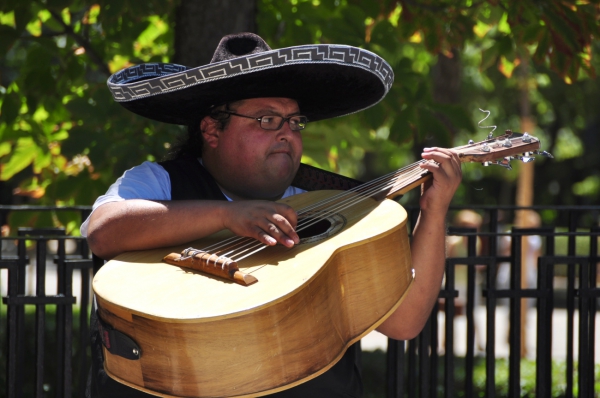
(214, 111), (308, 131)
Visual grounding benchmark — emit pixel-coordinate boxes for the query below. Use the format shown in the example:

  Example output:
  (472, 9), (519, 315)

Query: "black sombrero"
(107, 32), (394, 125)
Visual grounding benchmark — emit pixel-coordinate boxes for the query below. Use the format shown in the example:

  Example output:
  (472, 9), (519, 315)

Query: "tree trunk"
(432, 49), (461, 105)
(173, 0), (257, 67)
(515, 54), (535, 359)
(409, 49), (462, 162)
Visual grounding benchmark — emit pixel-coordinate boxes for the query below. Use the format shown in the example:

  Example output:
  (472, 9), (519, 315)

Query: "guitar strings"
(196, 133), (516, 264)
(229, 162), (430, 262)
(199, 158), (427, 258)
(195, 159), (432, 263)
(196, 159), (427, 256)
(195, 136), (490, 263)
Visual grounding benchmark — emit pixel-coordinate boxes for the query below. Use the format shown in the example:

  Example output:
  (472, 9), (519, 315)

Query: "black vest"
(88, 157), (364, 398)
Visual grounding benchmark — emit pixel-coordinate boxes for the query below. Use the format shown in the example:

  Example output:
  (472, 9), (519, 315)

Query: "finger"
(255, 227), (278, 246)
(252, 214), (298, 248)
(271, 213), (300, 245)
(253, 223), (294, 248)
(274, 203), (298, 228)
(421, 147), (452, 162)
(244, 218), (295, 248)
(421, 148), (461, 175)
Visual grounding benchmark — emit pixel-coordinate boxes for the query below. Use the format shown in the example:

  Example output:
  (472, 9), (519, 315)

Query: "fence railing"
(0, 205), (598, 398)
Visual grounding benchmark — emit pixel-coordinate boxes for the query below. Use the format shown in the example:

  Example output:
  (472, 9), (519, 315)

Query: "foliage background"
(0, 0), (599, 234)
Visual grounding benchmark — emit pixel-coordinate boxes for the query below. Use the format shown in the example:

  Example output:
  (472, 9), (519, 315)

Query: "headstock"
(455, 130), (553, 170)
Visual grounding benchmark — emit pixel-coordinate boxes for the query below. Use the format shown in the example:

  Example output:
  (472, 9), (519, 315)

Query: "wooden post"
(515, 54), (535, 358)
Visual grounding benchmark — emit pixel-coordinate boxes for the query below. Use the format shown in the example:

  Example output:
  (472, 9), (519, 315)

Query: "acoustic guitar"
(92, 131), (548, 397)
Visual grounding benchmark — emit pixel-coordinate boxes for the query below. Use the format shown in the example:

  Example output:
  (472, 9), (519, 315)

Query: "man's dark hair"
(166, 103), (233, 160)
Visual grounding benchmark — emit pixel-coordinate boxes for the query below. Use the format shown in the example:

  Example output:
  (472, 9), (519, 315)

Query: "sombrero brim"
(107, 44), (394, 125)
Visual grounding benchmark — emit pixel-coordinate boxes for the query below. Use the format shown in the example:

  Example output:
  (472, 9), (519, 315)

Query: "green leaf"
(54, 210), (82, 234)
(0, 137), (37, 180)
(389, 113), (413, 143)
(49, 170), (109, 205)
(521, 23), (543, 44)
(0, 0), (20, 12)
(33, 147), (51, 173)
(61, 125), (90, 157)
(370, 20), (397, 53)
(65, 55), (86, 80)
(417, 107), (451, 147)
(423, 25), (440, 52)
(533, 30), (550, 64)
(354, 1), (379, 19)
(495, 34), (514, 59)
(429, 103), (475, 133)
(0, 91), (22, 125)
(7, 210), (41, 231)
(480, 44), (499, 71)
(362, 103), (386, 131)
(0, 142), (11, 157)
(543, 6), (580, 51)
(0, 24), (19, 55)
(46, 0), (74, 11)
(340, 4), (366, 37)
(13, 2), (33, 33)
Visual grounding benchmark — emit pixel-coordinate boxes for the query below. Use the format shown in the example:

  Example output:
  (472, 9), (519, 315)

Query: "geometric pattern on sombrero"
(108, 45), (394, 102)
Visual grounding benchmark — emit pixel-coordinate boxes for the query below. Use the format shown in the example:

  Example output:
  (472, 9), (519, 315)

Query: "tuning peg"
(522, 132), (532, 143)
(502, 138), (512, 148)
(468, 139), (474, 145)
(534, 150), (554, 158)
(519, 155), (535, 163)
(492, 158), (512, 170)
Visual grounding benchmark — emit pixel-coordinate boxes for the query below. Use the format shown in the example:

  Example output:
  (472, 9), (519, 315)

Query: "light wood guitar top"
(94, 190), (409, 321)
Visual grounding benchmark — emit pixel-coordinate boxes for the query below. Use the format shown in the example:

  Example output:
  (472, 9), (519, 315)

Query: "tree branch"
(47, 9), (111, 77)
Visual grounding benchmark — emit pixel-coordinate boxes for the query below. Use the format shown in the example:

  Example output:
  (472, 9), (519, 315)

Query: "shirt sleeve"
(80, 161), (171, 237)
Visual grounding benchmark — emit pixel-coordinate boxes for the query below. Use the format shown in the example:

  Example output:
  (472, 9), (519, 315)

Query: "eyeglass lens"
(261, 116), (307, 131)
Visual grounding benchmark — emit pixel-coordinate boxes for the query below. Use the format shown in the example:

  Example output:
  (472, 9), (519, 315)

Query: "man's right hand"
(222, 201), (299, 248)
(87, 199), (300, 260)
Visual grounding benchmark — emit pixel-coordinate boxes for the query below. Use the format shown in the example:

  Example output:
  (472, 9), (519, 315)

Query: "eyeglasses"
(217, 111), (308, 131)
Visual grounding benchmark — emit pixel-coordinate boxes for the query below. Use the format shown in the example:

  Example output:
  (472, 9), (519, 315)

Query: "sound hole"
(297, 212), (346, 244)
(297, 218), (332, 239)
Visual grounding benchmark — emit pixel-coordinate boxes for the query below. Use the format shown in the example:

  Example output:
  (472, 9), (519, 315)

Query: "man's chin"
(267, 158), (299, 177)
(255, 175), (295, 199)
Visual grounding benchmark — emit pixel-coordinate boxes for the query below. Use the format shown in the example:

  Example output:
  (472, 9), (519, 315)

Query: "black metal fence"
(0, 205), (598, 398)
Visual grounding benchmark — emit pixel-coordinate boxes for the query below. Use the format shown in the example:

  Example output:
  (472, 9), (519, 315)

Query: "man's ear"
(201, 116), (220, 149)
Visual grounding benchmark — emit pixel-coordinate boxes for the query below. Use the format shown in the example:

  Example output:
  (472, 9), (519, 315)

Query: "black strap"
(159, 157), (364, 198)
(158, 156), (227, 200)
(96, 312), (141, 360)
(292, 163), (363, 192)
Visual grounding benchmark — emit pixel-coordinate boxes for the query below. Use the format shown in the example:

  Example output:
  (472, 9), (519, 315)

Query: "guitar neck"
(367, 131), (543, 200)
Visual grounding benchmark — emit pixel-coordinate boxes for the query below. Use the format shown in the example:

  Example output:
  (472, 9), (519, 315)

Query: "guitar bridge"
(163, 247), (258, 286)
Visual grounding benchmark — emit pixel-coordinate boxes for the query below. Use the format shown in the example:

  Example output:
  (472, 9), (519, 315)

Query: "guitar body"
(93, 190), (414, 397)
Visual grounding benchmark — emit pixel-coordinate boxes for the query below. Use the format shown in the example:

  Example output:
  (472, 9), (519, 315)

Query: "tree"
(0, 0), (256, 231)
(173, 0), (257, 66)
(1, 0), (599, 234)
(258, 0), (600, 209)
